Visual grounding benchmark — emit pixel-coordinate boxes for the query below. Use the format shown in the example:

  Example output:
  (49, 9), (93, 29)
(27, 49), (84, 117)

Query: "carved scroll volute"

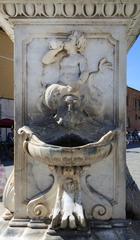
(27, 202), (48, 219)
(92, 204), (112, 220)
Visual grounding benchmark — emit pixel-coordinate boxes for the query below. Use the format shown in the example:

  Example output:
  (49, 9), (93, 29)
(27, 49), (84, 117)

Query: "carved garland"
(0, 2), (139, 18)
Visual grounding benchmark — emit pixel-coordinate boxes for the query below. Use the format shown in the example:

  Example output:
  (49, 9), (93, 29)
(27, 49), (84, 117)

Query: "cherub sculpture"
(41, 31), (113, 128)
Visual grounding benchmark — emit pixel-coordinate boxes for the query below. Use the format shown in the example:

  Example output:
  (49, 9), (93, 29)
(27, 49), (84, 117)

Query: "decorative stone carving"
(18, 125), (119, 229)
(0, 13), (14, 42)
(2, 23), (127, 234)
(3, 169), (14, 214)
(14, 31), (119, 229)
(0, 28), (126, 231)
(0, 0), (140, 49)
(40, 31), (113, 130)
(0, 0), (139, 239)
(2, 170), (14, 220)
(0, 2), (139, 18)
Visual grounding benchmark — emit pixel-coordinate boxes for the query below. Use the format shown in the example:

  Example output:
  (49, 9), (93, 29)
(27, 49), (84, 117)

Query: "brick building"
(127, 87), (140, 131)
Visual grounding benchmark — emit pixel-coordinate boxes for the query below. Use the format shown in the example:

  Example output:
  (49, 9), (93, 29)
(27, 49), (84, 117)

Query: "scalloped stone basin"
(21, 130), (115, 167)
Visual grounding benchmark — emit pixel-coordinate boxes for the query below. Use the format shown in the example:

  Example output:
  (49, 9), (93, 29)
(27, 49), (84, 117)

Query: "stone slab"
(0, 218), (140, 240)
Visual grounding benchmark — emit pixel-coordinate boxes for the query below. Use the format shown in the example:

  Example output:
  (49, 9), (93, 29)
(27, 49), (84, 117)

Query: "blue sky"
(127, 35), (140, 90)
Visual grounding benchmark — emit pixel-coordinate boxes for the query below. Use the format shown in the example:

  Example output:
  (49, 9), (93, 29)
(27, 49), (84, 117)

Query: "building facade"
(0, 29), (14, 141)
(127, 87), (140, 131)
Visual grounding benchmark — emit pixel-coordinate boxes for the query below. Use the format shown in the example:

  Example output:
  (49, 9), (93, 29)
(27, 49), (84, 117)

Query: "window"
(139, 100), (140, 110)
(127, 117), (130, 128)
(135, 114), (138, 120)
(127, 96), (129, 106)
(135, 99), (137, 109)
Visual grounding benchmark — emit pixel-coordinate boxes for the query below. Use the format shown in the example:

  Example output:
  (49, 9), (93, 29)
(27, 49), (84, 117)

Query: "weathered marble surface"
(1, 0), (140, 49)
(0, 217), (140, 240)
(17, 125), (119, 229)
(1, 0), (140, 238)
(11, 22), (126, 224)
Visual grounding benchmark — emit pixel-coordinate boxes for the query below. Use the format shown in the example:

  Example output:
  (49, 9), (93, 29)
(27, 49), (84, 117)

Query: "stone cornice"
(0, 13), (14, 42)
(0, 1), (139, 18)
(0, 1), (139, 49)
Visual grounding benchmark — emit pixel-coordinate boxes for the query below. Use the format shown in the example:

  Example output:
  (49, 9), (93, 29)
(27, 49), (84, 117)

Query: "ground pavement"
(126, 143), (140, 189)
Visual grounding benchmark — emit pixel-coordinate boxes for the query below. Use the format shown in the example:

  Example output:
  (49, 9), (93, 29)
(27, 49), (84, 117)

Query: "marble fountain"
(0, 1), (140, 239)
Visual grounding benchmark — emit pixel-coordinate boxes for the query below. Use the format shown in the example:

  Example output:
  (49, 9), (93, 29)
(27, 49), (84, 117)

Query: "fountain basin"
(25, 140), (112, 167)
(19, 126), (117, 167)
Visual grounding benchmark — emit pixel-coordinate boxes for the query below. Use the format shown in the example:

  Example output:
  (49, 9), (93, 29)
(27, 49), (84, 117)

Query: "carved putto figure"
(42, 31), (88, 89)
(41, 31), (112, 129)
(41, 32), (89, 128)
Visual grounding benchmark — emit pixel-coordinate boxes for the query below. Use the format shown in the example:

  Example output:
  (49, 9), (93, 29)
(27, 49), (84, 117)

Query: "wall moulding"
(0, 0), (140, 49)
(0, 1), (139, 19)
